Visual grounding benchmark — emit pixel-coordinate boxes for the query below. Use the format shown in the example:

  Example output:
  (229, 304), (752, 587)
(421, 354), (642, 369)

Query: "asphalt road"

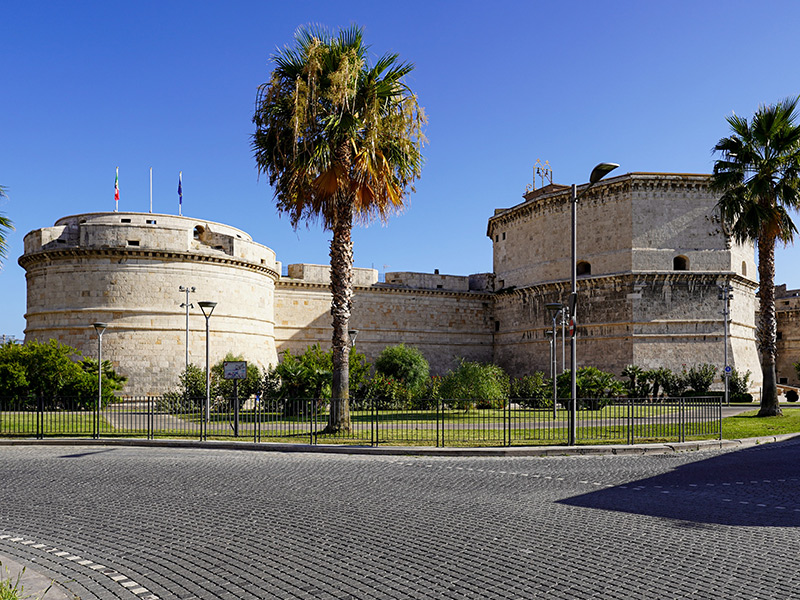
(1, 441), (800, 599)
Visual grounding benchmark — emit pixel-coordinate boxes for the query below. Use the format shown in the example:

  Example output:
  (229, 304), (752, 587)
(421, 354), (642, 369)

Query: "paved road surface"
(1, 441), (799, 599)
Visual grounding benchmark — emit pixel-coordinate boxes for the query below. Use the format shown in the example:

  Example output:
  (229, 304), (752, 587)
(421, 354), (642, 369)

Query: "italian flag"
(114, 167), (119, 202)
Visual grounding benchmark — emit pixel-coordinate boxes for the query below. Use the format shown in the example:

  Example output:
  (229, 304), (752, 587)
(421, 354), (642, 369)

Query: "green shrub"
(685, 363), (717, 394)
(786, 389), (798, 403)
(645, 367), (672, 399)
(0, 339), (125, 408)
(621, 365), (652, 399)
(509, 373), (552, 408)
(158, 364), (206, 412)
(437, 360), (509, 409)
(353, 374), (413, 410)
(661, 369), (689, 398)
(264, 344), (370, 416)
(374, 344), (430, 391)
(556, 367), (623, 410)
(727, 368), (752, 401)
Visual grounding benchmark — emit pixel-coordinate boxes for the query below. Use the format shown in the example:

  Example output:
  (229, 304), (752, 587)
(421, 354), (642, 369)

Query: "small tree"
(509, 373), (552, 408)
(685, 364), (717, 394)
(438, 360), (509, 409)
(374, 344), (430, 392)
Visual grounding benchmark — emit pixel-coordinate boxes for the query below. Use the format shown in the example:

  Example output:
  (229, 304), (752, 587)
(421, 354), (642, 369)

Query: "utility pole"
(719, 283), (733, 406)
(179, 286), (196, 374)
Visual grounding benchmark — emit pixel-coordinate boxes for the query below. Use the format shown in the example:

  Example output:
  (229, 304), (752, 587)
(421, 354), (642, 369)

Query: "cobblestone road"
(1, 440), (800, 599)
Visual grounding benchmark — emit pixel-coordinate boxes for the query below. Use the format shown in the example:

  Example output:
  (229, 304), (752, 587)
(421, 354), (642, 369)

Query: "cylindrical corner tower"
(19, 212), (280, 395)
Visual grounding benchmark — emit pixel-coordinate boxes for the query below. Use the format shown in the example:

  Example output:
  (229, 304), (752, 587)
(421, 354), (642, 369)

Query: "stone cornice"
(487, 172), (713, 237)
(276, 279), (494, 300)
(18, 247), (280, 280)
(496, 270), (754, 299)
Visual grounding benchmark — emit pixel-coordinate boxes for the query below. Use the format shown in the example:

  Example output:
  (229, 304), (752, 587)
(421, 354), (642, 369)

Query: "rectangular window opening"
(121, 218), (132, 223)
(127, 240), (140, 246)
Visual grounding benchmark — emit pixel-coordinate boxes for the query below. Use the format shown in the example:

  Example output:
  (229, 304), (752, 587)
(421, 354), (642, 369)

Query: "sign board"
(724, 365), (732, 374)
(568, 318), (576, 337)
(223, 361), (247, 380)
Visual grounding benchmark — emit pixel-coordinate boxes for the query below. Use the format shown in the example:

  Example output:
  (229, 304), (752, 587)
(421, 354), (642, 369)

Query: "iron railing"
(0, 396), (722, 447)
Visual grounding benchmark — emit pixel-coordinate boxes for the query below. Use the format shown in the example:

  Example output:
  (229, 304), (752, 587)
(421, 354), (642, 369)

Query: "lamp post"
(546, 302), (563, 418)
(348, 329), (359, 349)
(569, 162), (619, 445)
(198, 301), (216, 440)
(92, 322), (107, 440)
(179, 286), (195, 375)
(719, 283), (733, 406)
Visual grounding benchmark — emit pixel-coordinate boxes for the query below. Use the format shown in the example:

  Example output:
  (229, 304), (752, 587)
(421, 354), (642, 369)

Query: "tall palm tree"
(711, 97), (800, 416)
(252, 25), (425, 432)
(0, 185), (13, 269)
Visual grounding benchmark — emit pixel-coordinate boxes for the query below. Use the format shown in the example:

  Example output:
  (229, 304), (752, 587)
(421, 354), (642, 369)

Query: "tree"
(374, 344), (429, 391)
(712, 97), (800, 416)
(252, 25), (425, 432)
(0, 185), (13, 269)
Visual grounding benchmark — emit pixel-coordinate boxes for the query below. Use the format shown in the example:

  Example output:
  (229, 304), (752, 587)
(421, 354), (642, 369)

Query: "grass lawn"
(721, 406), (800, 439)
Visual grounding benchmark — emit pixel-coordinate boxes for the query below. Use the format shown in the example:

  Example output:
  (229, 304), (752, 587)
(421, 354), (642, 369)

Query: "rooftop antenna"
(526, 159), (553, 192)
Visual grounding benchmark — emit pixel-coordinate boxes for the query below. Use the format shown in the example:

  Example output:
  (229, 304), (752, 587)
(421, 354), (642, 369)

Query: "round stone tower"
(19, 212), (280, 395)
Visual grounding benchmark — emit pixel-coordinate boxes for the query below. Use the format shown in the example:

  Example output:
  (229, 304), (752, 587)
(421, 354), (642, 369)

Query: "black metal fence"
(0, 396), (722, 447)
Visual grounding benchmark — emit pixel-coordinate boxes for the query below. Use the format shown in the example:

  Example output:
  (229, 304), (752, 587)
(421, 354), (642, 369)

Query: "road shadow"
(560, 437), (800, 527)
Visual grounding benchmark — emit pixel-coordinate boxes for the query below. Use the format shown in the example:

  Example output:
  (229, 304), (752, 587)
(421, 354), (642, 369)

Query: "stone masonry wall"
(20, 213), (280, 396)
(274, 268), (494, 374)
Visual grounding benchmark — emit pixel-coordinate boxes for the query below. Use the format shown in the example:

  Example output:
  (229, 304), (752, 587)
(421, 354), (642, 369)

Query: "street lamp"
(179, 286), (195, 375)
(569, 162), (619, 445)
(348, 329), (359, 349)
(92, 322), (108, 440)
(546, 302), (563, 418)
(198, 301), (216, 439)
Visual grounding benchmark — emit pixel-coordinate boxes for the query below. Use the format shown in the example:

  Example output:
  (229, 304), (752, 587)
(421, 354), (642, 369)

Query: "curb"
(2, 433), (800, 457)
(0, 553), (71, 600)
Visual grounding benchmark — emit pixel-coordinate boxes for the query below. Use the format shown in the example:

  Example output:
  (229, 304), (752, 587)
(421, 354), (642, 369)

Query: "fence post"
(436, 399), (441, 448)
(680, 397), (685, 443)
(718, 395), (723, 441)
(372, 396), (378, 447)
(627, 397), (633, 445)
(37, 393), (43, 440)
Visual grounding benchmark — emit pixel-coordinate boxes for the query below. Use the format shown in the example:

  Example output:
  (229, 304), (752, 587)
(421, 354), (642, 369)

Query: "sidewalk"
(1, 431), (799, 457)
(0, 554), (70, 600)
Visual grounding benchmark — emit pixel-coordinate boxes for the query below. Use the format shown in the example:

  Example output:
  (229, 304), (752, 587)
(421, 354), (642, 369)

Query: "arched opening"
(577, 261), (591, 276)
(193, 225), (205, 240)
(673, 255), (689, 271)
(742, 261), (747, 276)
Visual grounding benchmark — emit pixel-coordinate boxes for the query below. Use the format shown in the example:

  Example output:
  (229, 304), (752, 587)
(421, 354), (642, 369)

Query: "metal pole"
(569, 183), (578, 446)
(179, 286), (195, 375)
(551, 321), (557, 419)
(205, 313), (210, 436)
(96, 332), (102, 440)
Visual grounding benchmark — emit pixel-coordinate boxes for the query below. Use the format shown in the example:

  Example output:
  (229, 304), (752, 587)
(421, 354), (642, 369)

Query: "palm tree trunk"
(326, 195), (353, 433)
(757, 232), (782, 416)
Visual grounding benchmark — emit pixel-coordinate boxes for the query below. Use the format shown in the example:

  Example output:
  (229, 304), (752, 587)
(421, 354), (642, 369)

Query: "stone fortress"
(20, 171), (782, 396)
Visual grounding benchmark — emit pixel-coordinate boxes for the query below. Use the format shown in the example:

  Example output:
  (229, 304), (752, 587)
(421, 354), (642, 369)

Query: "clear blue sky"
(3, 0), (800, 338)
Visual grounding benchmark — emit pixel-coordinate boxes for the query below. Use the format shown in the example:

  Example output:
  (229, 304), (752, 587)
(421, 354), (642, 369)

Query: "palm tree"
(0, 185), (13, 268)
(711, 97), (800, 416)
(252, 25), (425, 432)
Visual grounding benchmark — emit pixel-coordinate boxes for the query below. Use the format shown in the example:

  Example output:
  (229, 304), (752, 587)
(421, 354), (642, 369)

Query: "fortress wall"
(488, 179), (634, 289)
(275, 277), (494, 375)
(21, 213), (279, 395)
(776, 288), (800, 386)
(492, 272), (761, 385)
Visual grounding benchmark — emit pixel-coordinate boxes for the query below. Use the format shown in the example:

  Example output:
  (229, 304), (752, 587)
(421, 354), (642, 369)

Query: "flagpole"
(149, 167), (153, 213)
